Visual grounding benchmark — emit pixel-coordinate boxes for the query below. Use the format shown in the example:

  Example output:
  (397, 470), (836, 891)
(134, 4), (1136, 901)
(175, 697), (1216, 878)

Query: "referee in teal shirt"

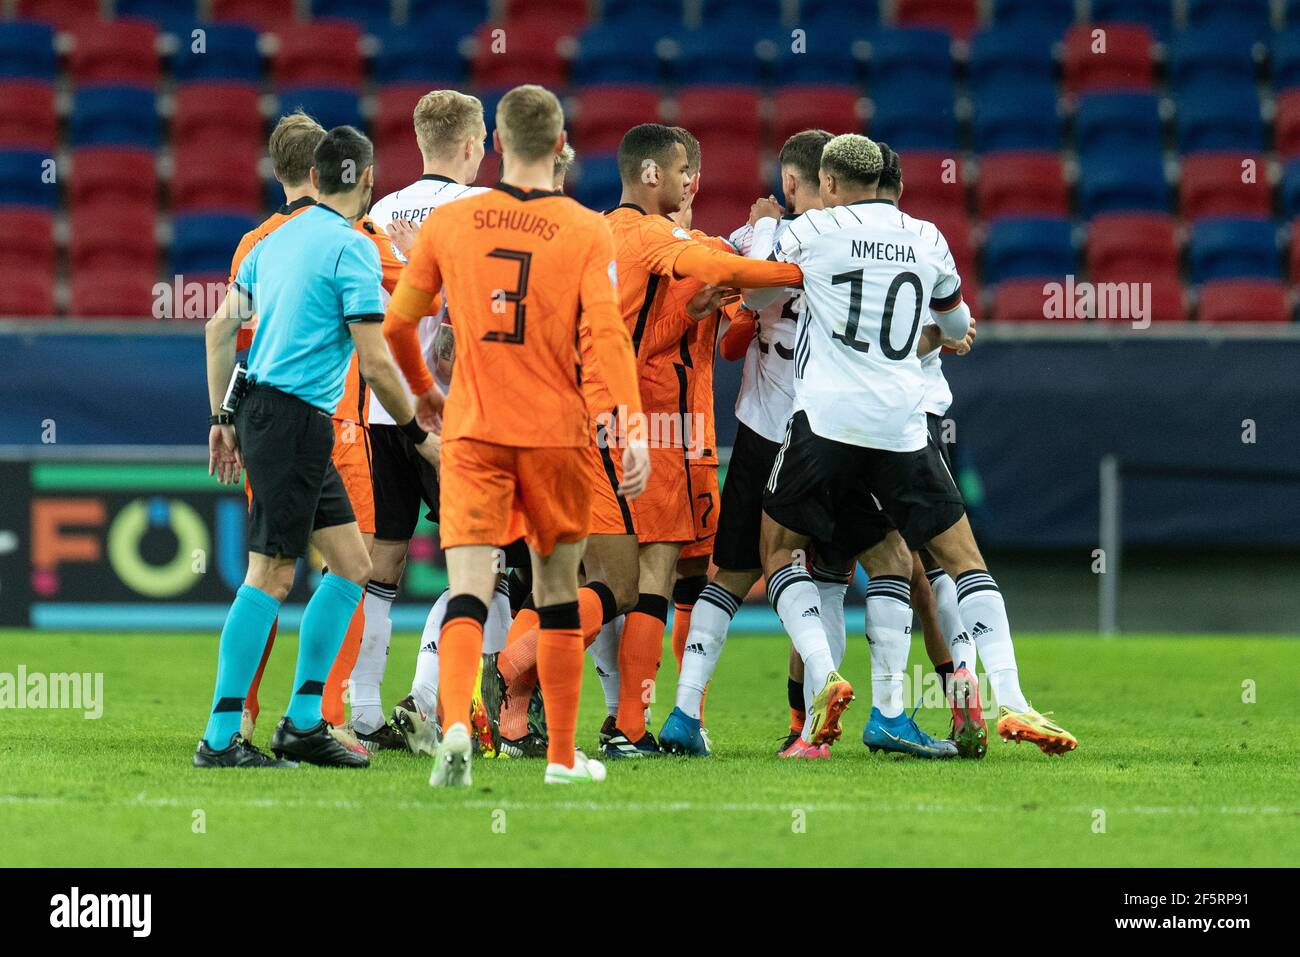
(199, 126), (443, 768)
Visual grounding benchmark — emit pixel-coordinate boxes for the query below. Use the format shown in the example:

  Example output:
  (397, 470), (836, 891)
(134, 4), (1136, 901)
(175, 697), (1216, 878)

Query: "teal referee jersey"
(234, 203), (384, 413)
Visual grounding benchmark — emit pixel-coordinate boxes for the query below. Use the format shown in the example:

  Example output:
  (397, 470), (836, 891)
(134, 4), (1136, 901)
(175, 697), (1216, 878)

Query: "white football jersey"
(773, 200), (963, 452)
(897, 210), (955, 418)
(366, 175), (487, 425)
(728, 218), (800, 443)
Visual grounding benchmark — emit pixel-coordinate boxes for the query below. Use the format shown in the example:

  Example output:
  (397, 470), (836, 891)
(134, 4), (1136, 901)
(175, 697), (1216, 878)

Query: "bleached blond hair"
(554, 143), (576, 181)
(412, 90), (483, 160)
(820, 133), (883, 186)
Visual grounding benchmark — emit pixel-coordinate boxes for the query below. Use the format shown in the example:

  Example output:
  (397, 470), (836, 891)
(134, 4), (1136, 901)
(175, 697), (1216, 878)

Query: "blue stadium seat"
(173, 212), (260, 275)
(798, 0), (880, 25)
(967, 28), (1056, 97)
(1176, 90), (1263, 152)
(866, 28), (952, 88)
(1090, 0), (1173, 40)
(771, 21), (868, 85)
(971, 83), (1060, 152)
(406, 0), (489, 26)
(603, 0), (683, 23)
(1186, 0), (1273, 38)
(991, 0), (1075, 36)
(1167, 29), (1258, 96)
(983, 218), (1075, 283)
(1073, 93), (1162, 159)
(572, 21), (669, 85)
(171, 23), (261, 83)
(0, 21), (56, 79)
(1271, 30), (1300, 91)
(69, 86), (160, 147)
(115, 0), (199, 34)
(277, 88), (365, 131)
(1188, 218), (1279, 281)
(1282, 158), (1300, 218)
(670, 22), (777, 85)
(574, 153), (622, 211)
(0, 149), (59, 208)
(870, 86), (956, 149)
(310, 0), (395, 33)
(371, 21), (472, 84)
(1077, 155), (1169, 217)
(701, 0), (782, 23)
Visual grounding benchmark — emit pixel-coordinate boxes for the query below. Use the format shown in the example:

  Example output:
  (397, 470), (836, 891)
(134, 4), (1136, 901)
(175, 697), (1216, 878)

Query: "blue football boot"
(863, 706), (958, 759)
(658, 707), (712, 757)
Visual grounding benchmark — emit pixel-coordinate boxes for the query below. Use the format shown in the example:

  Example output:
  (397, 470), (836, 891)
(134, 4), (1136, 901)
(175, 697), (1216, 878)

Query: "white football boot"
(429, 722), (472, 787)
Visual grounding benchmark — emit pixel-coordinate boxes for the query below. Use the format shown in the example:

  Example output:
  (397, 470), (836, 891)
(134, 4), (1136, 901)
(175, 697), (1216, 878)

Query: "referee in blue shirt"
(199, 126), (443, 768)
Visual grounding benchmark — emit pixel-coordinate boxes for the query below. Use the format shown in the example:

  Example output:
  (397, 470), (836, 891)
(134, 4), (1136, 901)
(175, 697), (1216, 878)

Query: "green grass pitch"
(1, 629), (1296, 867)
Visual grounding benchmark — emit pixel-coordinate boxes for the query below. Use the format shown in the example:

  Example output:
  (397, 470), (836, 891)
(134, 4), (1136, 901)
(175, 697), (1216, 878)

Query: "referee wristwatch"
(209, 412), (235, 426)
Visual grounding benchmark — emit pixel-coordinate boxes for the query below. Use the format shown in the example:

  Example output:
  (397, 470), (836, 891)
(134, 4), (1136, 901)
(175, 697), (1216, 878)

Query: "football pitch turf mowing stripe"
(0, 630), (1296, 867)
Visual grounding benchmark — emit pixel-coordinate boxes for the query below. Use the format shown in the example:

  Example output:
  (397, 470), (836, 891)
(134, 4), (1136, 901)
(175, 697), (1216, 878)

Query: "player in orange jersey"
(382, 85), (648, 786)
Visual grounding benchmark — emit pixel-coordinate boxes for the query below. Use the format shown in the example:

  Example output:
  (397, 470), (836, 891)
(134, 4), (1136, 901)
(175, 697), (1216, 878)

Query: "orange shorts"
(332, 418), (375, 536)
(679, 461), (720, 560)
(586, 418), (637, 537)
(439, 437), (590, 556)
(630, 445), (693, 544)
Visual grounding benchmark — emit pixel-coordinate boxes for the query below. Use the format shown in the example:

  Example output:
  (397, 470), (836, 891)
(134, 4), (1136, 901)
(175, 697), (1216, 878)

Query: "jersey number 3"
(831, 270), (922, 360)
(483, 248), (532, 345)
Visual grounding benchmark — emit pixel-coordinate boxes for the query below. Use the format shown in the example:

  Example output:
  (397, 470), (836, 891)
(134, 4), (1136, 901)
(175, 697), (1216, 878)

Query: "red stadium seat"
(1198, 279), (1290, 323)
(211, 0), (297, 33)
(0, 209), (55, 277)
(17, 0), (101, 31)
(992, 280), (1060, 322)
(272, 21), (363, 88)
(1086, 213), (1179, 284)
(170, 142), (261, 214)
(70, 269), (160, 318)
(571, 85), (662, 152)
(67, 147), (157, 212)
(674, 86), (762, 145)
(172, 83), (263, 152)
(1291, 222), (1300, 282)
(471, 14), (581, 89)
(502, 0), (587, 19)
(69, 206), (156, 273)
(1276, 90), (1300, 159)
(976, 151), (1068, 219)
(1063, 24), (1154, 94)
(1090, 274), (1187, 322)
(894, 151), (968, 222)
(895, 0), (978, 40)
(374, 142), (423, 200)
(372, 85), (425, 151)
(68, 18), (159, 86)
(0, 82), (57, 148)
(925, 211), (979, 307)
(772, 86), (862, 147)
(0, 268), (55, 317)
(1179, 152), (1272, 220)
(474, 151), (502, 188)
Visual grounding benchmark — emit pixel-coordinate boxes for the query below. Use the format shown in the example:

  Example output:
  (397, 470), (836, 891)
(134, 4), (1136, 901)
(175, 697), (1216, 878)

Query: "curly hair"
(820, 133), (883, 187)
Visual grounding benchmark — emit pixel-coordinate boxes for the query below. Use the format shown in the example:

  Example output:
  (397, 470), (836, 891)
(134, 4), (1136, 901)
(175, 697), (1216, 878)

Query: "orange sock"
(245, 616), (279, 726)
(616, 597), (667, 740)
(671, 602), (692, 671)
(536, 603), (583, 767)
(322, 598), (365, 727)
(790, 707), (805, 734)
(499, 608), (539, 684)
(439, 600), (486, 731)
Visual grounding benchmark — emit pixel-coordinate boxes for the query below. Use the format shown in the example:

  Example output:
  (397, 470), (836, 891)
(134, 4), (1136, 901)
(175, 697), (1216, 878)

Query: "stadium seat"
(16, 0), (100, 32)
(669, 23), (772, 86)
(1272, 30), (1300, 92)
(892, 151), (967, 224)
(574, 153), (621, 211)
(674, 87), (762, 146)
(272, 21), (363, 87)
(1087, 213), (1180, 284)
(772, 86), (861, 146)
(983, 218), (1074, 284)
(571, 21), (669, 85)
(67, 147), (157, 212)
(1175, 90), (1263, 153)
(1167, 29), (1258, 96)
(967, 28), (1056, 98)
(372, 84), (431, 153)
(114, 0), (199, 35)
(770, 22), (866, 86)
(173, 83), (263, 152)
(870, 87), (956, 150)
(0, 149), (59, 207)
(1090, 0), (1172, 40)
(309, 0), (395, 33)
(371, 22), (471, 85)
(971, 85), (1060, 152)
(1186, 0), (1273, 38)
(1073, 93), (1162, 159)
(867, 29), (953, 89)
(1281, 158), (1300, 217)
(473, 151), (501, 188)
(0, 82), (57, 148)
(0, 209), (55, 277)
(69, 269), (159, 318)
(990, 0), (1075, 36)
(602, 0), (682, 22)
(1290, 221), (1300, 281)
(471, 15), (577, 89)
(1188, 218), (1279, 282)
(172, 212), (259, 275)
(0, 21), (57, 79)
(976, 152), (1068, 219)
(1076, 154), (1168, 217)
(1179, 153), (1271, 220)
(700, 0), (780, 21)
(276, 88), (364, 132)
(1062, 23), (1153, 93)
(894, 0), (977, 40)
(0, 269), (55, 317)
(992, 280), (1059, 322)
(69, 206), (156, 273)
(171, 24), (261, 83)
(571, 86), (662, 153)
(171, 142), (261, 214)
(1197, 279), (1290, 323)
(210, 0), (296, 33)
(373, 142), (423, 204)
(1276, 90), (1300, 157)
(69, 85), (160, 147)
(68, 18), (159, 87)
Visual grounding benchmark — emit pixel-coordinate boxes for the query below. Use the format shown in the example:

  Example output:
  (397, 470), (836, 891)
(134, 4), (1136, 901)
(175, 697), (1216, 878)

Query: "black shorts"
(501, 537), (529, 568)
(713, 422), (780, 571)
(763, 410), (965, 556)
(928, 411), (957, 474)
(238, 384), (355, 559)
(370, 422), (440, 541)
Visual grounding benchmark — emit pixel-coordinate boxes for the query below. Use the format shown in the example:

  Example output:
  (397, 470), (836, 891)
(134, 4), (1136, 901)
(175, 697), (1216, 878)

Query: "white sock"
(674, 583), (741, 719)
(349, 581), (396, 733)
(928, 567), (974, 672)
(955, 570), (1028, 712)
(865, 576), (913, 719)
(587, 614), (623, 716)
(812, 566), (850, 670)
(483, 580), (511, 655)
(411, 589), (448, 716)
(767, 566), (834, 735)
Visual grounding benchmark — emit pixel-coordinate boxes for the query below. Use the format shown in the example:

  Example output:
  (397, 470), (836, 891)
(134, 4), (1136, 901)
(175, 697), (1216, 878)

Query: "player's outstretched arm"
(672, 240), (802, 290)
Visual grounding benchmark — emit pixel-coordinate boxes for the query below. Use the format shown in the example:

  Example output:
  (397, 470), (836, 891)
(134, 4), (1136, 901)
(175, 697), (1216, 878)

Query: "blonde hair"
(553, 143), (576, 182)
(820, 133), (883, 186)
(497, 84), (564, 162)
(269, 110), (326, 186)
(413, 89), (484, 159)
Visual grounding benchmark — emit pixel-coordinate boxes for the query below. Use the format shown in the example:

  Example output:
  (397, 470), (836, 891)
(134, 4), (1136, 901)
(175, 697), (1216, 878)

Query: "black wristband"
(209, 413), (234, 426)
(399, 417), (428, 445)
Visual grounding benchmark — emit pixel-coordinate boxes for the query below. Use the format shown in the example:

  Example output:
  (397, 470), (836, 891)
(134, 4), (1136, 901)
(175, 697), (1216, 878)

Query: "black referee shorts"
(370, 422), (440, 542)
(238, 384), (355, 559)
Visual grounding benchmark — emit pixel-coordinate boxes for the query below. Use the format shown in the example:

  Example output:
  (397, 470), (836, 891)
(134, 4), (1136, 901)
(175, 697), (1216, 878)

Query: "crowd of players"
(197, 81), (1077, 785)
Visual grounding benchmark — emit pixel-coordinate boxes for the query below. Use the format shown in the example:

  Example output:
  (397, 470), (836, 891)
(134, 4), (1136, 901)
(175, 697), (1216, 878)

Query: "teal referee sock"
(285, 572), (363, 729)
(203, 584), (280, 749)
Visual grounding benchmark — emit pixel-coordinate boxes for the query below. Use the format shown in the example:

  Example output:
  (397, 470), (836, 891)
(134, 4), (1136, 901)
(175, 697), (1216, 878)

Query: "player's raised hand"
(748, 195), (783, 225)
(618, 441), (651, 500)
(414, 432), (441, 472)
(415, 387), (446, 432)
(685, 284), (735, 321)
(208, 424), (243, 486)
(385, 217), (420, 257)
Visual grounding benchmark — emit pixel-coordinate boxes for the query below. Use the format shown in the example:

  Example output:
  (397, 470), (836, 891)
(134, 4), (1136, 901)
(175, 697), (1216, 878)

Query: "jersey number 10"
(831, 269), (923, 360)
